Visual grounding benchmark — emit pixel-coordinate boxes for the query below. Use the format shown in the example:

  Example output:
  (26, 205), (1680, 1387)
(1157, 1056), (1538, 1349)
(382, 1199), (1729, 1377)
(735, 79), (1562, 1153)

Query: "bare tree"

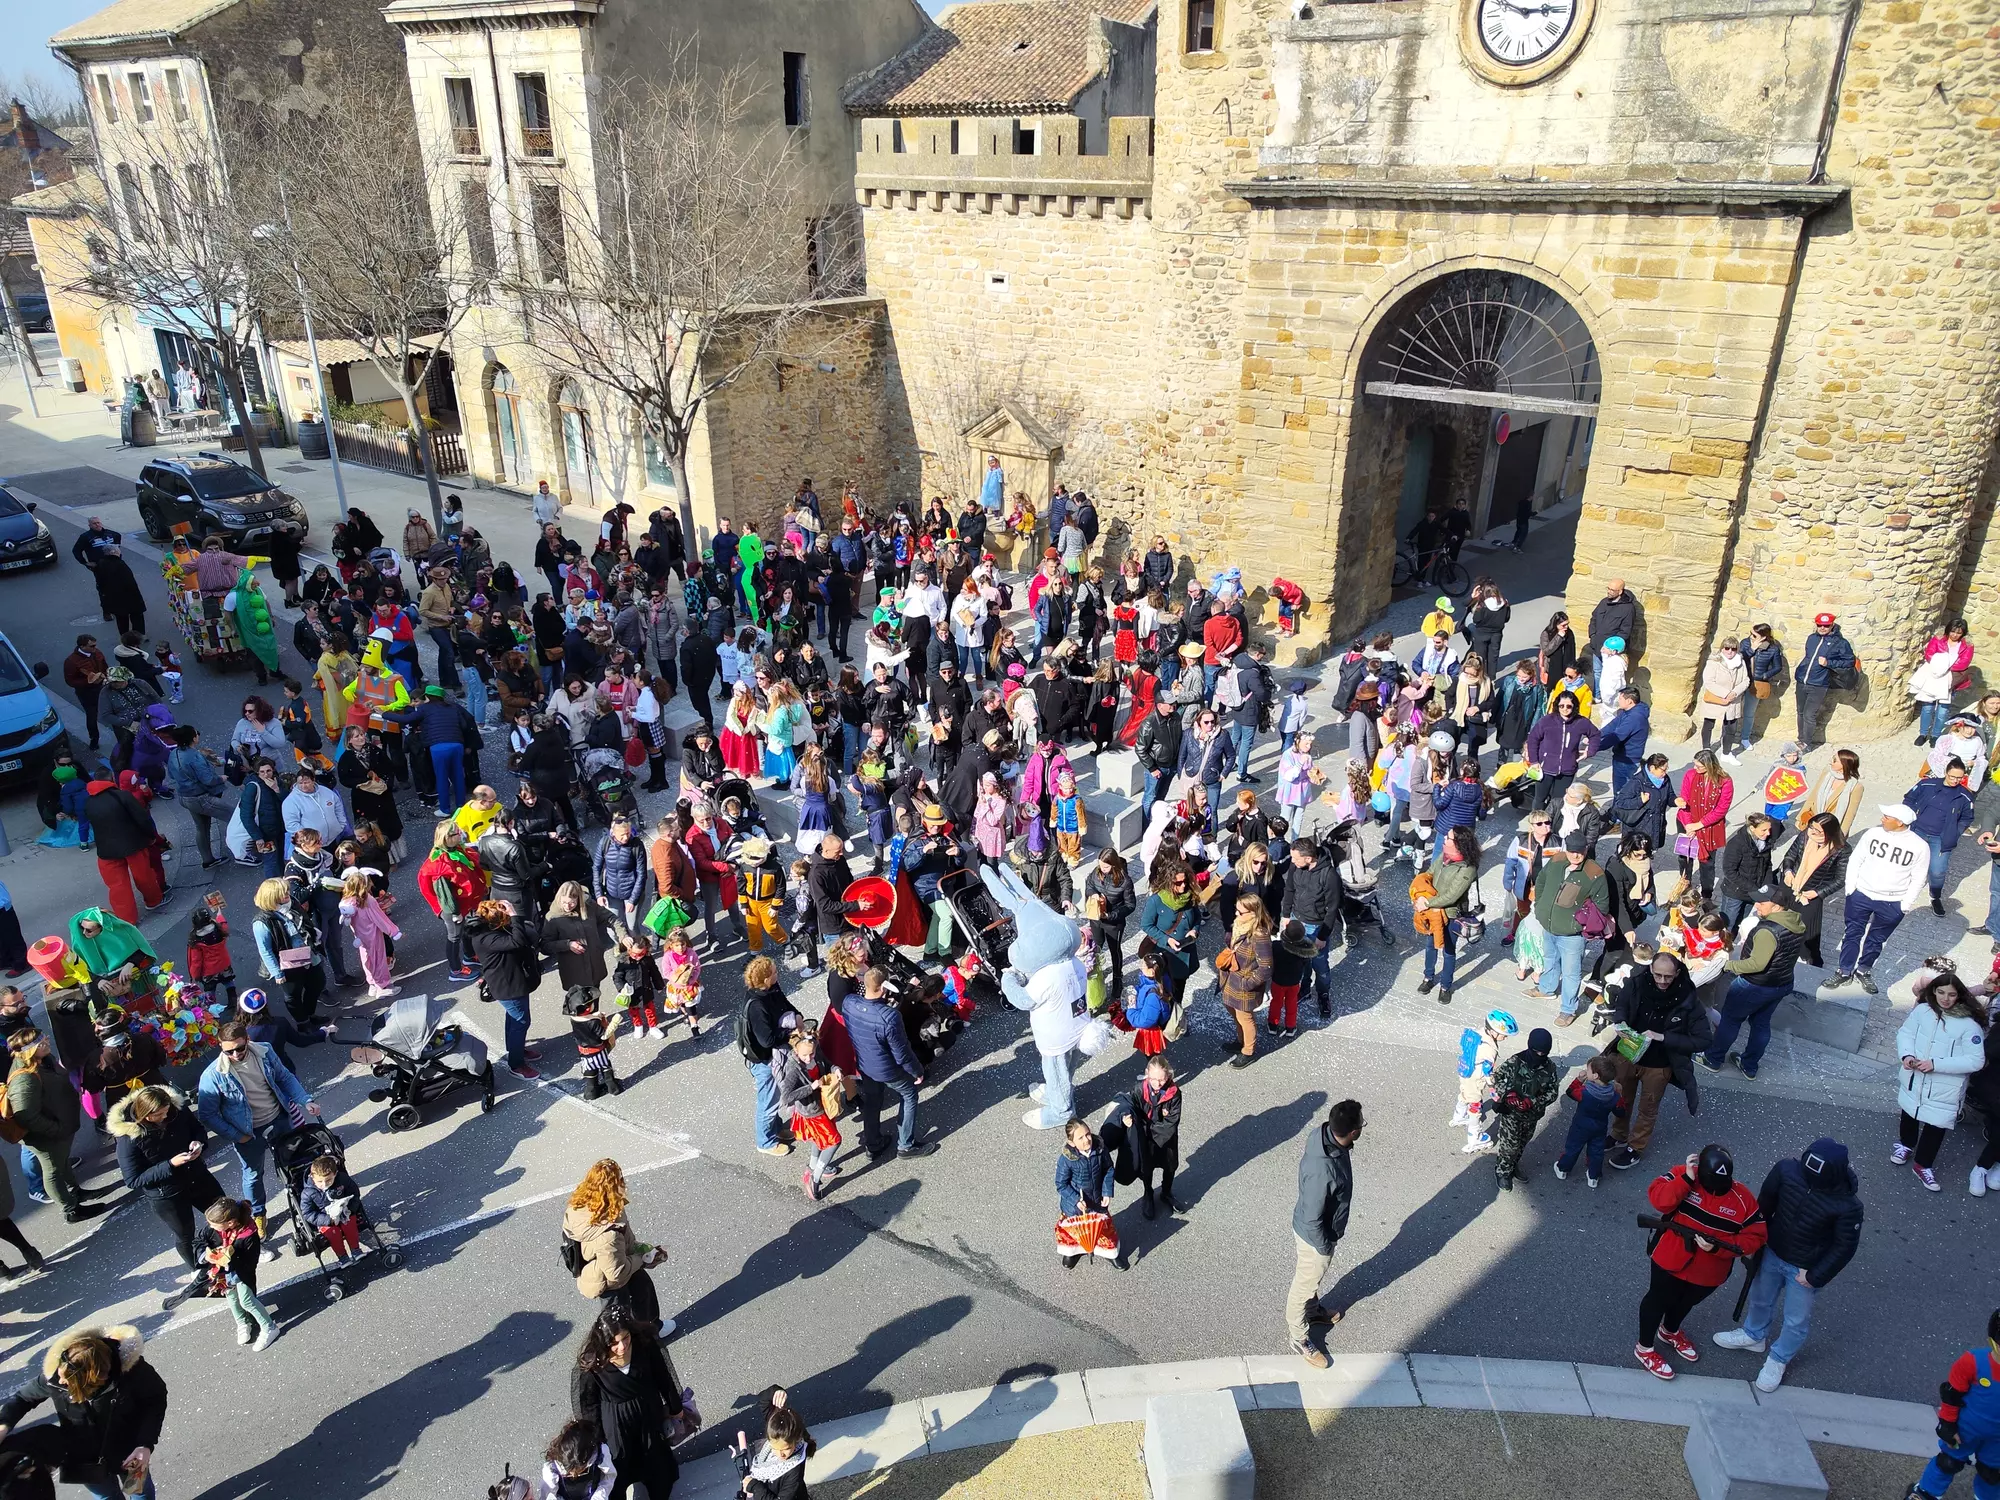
(236, 65), (478, 530)
(495, 53), (857, 541)
(0, 72), (86, 129)
(68, 116), (274, 474)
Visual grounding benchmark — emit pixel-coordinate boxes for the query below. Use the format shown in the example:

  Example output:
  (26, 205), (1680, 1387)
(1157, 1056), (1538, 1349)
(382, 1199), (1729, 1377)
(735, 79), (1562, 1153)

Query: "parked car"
(0, 487), (58, 573)
(0, 628), (69, 789)
(134, 452), (310, 548)
(7, 291), (50, 333)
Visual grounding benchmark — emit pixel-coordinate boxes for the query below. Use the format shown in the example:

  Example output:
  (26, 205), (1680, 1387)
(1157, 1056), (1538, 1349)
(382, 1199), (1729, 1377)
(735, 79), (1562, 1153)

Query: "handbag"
(1751, 679), (1772, 699)
(277, 946), (314, 971)
(1672, 832), (1702, 860)
(624, 734), (648, 769)
(1574, 897), (1614, 941)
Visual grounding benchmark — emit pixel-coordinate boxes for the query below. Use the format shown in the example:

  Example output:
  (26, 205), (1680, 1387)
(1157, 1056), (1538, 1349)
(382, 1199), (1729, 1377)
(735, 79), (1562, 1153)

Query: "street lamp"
(252, 196), (348, 513)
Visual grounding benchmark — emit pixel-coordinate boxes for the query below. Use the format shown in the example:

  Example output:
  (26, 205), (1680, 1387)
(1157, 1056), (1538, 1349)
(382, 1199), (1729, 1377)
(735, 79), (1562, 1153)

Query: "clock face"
(1477, 0), (1577, 66)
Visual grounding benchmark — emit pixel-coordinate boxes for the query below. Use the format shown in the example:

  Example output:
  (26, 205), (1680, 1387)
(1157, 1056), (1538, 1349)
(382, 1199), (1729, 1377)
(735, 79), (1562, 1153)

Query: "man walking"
(1712, 1137), (1862, 1392)
(1286, 1098), (1363, 1370)
(847, 967), (937, 1161)
(1531, 832), (1610, 1023)
(1830, 804), (1931, 994)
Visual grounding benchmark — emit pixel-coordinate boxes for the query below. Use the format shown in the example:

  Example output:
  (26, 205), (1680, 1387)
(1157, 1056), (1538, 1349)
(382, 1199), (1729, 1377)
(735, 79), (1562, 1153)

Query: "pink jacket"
(1924, 634), (1974, 691)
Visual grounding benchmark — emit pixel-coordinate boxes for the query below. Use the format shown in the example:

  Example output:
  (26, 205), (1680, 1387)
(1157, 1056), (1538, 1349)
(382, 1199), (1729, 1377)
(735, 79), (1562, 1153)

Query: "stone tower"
(1723, 0), (2000, 731)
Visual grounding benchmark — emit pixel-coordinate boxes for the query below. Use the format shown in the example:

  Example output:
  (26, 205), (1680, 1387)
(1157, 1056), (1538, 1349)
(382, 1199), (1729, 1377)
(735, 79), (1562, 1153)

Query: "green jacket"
(1491, 1052), (1560, 1120)
(7, 1060), (80, 1145)
(1424, 857), (1478, 918)
(1532, 857), (1610, 937)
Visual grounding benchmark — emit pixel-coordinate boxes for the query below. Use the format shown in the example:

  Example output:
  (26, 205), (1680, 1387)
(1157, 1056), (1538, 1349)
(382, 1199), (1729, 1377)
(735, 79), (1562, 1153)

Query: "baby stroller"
(366, 545), (404, 582)
(360, 992), (496, 1130)
(578, 746), (638, 828)
(1326, 819), (1395, 949)
(273, 1124), (400, 1300)
(937, 866), (1016, 969)
(859, 931), (969, 1068)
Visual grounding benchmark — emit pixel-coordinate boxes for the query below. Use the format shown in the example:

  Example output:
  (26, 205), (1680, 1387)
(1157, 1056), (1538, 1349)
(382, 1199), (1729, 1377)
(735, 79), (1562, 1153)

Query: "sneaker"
(1416, 978), (1436, 995)
(1739, 1059), (1759, 1080)
(1988, 1165), (2000, 1191)
(1436, 987), (1453, 1004)
(1695, 1053), (1723, 1073)
(1973, 1166), (1990, 1198)
(1023, 1108), (1062, 1129)
(521, 1048), (543, 1062)
(1931, 896), (1947, 917)
(26, 1193), (49, 1206)
(251, 1326), (279, 1352)
(448, 966), (478, 981)
(236, 1322), (256, 1346)
(1291, 1337), (1331, 1370)
(1029, 1084), (1046, 1103)
(898, 1142), (939, 1159)
(1755, 1358), (1788, 1393)
(504, 1061), (542, 1080)
(1634, 1344), (1675, 1381)
(1719, 752), (1740, 767)
(1916, 1165), (1941, 1192)
(801, 1171), (819, 1202)
(756, 1142), (793, 1157)
(1586, 1174), (1600, 1189)
(1825, 971), (1854, 989)
(1552, 1160), (1569, 1180)
(1461, 1135), (1491, 1154)
(1858, 970), (1880, 996)
(1607, 1145), (1641, 1171)
(1712, 1328), (1767, 1352)
(1891, 1143), (1912, 1165)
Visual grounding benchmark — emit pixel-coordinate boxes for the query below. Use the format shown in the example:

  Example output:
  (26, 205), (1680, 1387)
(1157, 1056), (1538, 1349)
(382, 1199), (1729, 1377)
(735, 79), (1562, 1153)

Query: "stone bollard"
(1143, 1390), (1255, 1500)
(1683, 1402), (1828, 1500)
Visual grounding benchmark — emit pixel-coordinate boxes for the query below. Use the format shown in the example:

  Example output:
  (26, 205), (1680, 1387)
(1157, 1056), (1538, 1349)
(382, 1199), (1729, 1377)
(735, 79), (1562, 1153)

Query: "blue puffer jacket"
(1122, 974), (1171, 1031)
(844, 994), (919, 1080)
(592, 831), (650, 905)
(1432, 778), (1484, 833)
(1906, 777), (1975, 850)
(1056, 1142), (1110, 1216)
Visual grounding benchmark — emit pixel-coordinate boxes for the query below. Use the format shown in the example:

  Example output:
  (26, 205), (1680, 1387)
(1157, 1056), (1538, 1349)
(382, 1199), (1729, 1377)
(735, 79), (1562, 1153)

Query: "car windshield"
(0, 639), (36, 697)
(188, 465), (274, 501)
(0, 489), (26, 518)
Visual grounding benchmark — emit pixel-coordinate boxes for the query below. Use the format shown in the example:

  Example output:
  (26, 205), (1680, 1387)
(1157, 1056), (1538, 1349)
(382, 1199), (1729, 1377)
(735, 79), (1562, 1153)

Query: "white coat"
(1895, 1001), (1987, 1127)
(1695, 652), (1751, 724)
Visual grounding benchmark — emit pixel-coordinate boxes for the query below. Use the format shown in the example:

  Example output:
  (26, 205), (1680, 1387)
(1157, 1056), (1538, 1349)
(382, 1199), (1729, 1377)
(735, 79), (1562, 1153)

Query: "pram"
(360, 992), (496, 1131)
(1326, 819), (1396, 948)
(937, 866), (1016, 968)
(859, 930), (969, 1068)
(366, 546), (404, 582)
(272, 1123), (400, 1299)
(578, 746), (638, 828)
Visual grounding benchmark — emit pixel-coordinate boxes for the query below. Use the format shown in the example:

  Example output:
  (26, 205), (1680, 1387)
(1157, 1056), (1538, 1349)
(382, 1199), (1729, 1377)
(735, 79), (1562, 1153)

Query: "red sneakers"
(1635, 1345), (1676, 1380)
(1660, 1329), (1700, 1363)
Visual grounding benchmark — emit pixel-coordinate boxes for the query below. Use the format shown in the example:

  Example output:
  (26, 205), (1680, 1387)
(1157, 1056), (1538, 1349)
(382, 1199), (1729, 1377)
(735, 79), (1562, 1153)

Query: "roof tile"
(845, 0), (1150, 117)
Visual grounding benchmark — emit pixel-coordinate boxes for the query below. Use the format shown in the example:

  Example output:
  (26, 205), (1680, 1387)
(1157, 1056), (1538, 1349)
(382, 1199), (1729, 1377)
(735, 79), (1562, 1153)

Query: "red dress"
(1676, 768), (1735, 861)
(1118, 670), (1158, 747)
(1112, 605), (1140, 665)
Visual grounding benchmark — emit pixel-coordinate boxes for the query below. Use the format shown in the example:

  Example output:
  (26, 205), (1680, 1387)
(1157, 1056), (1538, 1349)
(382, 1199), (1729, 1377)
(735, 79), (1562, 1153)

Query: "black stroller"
(578, 746), (639, 828)
(273, 1124), (400, 1300)
(1326, 819), (1396, 948)
(937, 866), (1016, 968)
(861, 931), (969, 1068)
(362, 992), (496, 1131)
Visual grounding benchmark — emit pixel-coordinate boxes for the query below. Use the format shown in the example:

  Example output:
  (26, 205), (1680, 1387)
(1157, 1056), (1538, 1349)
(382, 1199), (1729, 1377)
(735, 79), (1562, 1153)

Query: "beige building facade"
(852, 0), (2000, 733)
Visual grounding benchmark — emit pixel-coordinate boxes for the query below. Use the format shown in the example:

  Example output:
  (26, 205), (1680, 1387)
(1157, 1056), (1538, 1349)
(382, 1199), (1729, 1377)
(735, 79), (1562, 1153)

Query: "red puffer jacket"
(1646, 1164), (1768, 1287)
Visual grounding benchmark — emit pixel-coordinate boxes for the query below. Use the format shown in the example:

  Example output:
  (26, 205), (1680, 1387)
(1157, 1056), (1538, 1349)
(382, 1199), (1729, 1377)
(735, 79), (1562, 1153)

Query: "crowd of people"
(4, 468), (1999, 1500)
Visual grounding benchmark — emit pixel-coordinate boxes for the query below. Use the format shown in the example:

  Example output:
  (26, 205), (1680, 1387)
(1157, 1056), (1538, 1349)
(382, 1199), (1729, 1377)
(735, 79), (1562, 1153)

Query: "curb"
(675, 1352), (1936, 1498)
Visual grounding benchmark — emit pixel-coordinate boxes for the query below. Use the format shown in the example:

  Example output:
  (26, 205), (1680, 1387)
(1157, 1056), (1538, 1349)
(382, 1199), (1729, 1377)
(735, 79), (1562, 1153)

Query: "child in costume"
(658, 926), (702, 1037)
(155, 643), (184, 704)
(1122, 947), (1171, 1058)
(735, 837), (790, 955)
(187, 892), (237, 1008)
(784, 857), (819, 972)
(613, 931), (666, 1040)
(339, 869), (400, 1000)
(566, 986), (623, 1098)
(1596, 637), (1630, 712)
(972, 772), (1010, 867)
(1055, 1117), (1123, 1270)
(1452, 1008), (1518, 1152)
(1762, 741), (1810, 825)
(773, 1018), (841, 1201)
(1049, 769), (1086, 865)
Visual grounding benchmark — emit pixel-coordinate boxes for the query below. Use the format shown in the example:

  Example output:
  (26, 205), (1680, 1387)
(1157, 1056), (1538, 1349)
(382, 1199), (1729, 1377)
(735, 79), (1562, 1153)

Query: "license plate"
(0, 759), (21, 772)
(0, 558), (33, 571)
(244, 527), (272, 540)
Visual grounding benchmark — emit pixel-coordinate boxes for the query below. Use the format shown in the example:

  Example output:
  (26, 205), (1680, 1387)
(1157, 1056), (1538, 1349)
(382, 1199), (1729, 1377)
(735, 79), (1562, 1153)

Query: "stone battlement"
(854, 115), (1152, 217)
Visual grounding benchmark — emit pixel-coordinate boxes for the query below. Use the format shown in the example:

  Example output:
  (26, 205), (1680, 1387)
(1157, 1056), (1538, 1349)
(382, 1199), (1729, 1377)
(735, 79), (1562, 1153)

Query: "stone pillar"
(1723, 0), (2000, 734)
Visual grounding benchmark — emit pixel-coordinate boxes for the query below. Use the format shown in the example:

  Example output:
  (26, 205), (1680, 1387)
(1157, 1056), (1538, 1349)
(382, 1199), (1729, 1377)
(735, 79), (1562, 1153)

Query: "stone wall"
(1723, 0), (2000, 733)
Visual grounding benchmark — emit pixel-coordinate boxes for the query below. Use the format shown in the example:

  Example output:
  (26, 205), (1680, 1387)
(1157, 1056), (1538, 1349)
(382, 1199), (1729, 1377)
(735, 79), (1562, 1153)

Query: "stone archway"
(1332, 267), (1600, 632)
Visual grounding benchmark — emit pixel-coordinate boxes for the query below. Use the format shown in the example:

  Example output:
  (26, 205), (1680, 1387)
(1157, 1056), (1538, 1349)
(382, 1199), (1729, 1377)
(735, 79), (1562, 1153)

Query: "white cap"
(1880, 802), (1917, 823)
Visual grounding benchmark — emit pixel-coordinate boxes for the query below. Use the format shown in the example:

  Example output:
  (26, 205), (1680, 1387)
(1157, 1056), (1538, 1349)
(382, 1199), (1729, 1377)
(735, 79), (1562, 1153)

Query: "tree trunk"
(667, 441), (698, 560)
(399, 383), (446, 531)
(0, 284), (44, 378)
(218, 361), (266, 478)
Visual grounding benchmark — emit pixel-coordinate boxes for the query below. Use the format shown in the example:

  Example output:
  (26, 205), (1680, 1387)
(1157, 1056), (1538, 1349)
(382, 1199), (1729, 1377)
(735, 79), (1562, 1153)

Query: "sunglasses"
(221, 1044), (249, 1059)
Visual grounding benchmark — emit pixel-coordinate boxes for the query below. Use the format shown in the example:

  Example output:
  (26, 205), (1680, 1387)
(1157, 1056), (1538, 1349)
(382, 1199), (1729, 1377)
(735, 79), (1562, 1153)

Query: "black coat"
(82, 784), (157, 861)
(112, 1101), (218, 1206)
(1605, 965), (1711, 1106)
(92, 554), (146, 619)
(1756, 1155), (1862, 1287)
(0, 1331), (169, 1488)
(477, 831), (541, 912)
(806, 853), (855, 937)
(1612, 771), (1674, 849)
(464, 916), (540, 998)
(1716, 829), (1774, 903)
(572, 1341), (683, 1499)
(518, 728), (574, 798)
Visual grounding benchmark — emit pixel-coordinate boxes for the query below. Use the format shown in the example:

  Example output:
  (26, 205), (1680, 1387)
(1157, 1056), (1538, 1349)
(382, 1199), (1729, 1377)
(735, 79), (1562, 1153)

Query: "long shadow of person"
(1318, 1152), (1499, 1319)
(186, 1308), (570, 1499)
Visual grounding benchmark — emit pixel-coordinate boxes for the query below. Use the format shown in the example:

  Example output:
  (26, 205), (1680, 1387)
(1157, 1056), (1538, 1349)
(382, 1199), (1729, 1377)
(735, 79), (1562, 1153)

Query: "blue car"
(0, 486), (57, 573)
(0, 628), (68, 788)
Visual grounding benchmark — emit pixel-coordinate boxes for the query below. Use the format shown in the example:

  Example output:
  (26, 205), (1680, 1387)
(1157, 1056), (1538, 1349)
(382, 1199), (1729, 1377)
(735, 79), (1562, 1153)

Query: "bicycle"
(1391, 538), (1471, 597)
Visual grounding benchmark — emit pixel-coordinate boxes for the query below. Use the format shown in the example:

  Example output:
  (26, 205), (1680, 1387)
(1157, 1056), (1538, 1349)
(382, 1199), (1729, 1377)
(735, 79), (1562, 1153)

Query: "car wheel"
(138, 505), (168, 542)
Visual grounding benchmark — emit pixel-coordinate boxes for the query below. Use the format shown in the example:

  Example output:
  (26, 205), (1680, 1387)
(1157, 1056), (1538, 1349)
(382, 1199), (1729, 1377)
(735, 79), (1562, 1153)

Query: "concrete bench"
(1094, 748), (1143, 796)
(656, 701), (709, 761)
(1144, 1390), (1255, 1500)
(1684, 1402), (1828, 1500)
(1083, 790), (1143, 852)
(1771, 986), (1869, 1053)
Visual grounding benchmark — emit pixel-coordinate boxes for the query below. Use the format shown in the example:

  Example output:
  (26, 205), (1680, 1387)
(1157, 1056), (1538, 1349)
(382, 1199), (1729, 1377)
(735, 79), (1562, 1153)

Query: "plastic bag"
(1513, 912), (1548, 974)
(642, 896), (692, 937)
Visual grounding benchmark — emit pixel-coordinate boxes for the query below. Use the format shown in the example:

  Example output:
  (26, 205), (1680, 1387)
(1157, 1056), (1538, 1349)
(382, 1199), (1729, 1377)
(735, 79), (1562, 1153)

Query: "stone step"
(1144, 1389), (1256, 1500)
(1770, 985), (1869, 1053)
(1683, 1401), (1827, 1500)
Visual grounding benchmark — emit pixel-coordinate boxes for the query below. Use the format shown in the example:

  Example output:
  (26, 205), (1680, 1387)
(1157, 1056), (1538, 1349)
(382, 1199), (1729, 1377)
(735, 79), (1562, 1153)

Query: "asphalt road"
(0, 481), (1989, 1496)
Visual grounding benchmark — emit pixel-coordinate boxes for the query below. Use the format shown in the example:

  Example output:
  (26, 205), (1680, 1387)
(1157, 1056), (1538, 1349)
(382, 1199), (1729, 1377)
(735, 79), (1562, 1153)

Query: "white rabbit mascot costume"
(980, 863), (1097, 1129)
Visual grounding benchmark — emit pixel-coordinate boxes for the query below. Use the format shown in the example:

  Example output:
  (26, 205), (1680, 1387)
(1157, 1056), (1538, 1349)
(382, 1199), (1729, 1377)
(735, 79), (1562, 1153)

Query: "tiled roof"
(9, 174), (103, 218)
(50, 0), (240, 48)
(845, 0), (1153, 117)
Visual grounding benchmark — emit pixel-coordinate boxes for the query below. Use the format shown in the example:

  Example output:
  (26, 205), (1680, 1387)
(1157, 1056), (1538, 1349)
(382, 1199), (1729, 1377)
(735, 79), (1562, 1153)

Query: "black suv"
(135, 453), (311, 548)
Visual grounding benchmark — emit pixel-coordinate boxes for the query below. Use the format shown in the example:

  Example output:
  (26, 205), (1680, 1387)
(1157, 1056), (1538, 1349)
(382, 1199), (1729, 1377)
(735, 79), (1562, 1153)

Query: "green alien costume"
(736, 530), (765, 624)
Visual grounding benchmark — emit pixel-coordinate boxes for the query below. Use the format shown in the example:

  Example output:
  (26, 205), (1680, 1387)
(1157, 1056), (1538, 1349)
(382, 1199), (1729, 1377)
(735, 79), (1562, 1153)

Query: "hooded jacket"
(81, 781), (156, 861)
(1523, 711), (1602, 777)
(0, 1325), (169, 1486)
(1292, 1123), (1354, 1255)
(108, 1087), (215, 1203)
(1605, 963), (1712, 1106)
(1756, 1144), (1862, 1287)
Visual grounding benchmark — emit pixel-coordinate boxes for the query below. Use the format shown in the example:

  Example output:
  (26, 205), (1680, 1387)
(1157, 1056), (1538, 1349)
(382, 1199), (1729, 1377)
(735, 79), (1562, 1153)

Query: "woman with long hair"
(1537, 610), (1576, 688)
(762, 679), (807, 786)
(721, 683), (764, 780)
(1779, 812), (1848, 969)
(1214, 894), (1275, 1062)
(463, 897), (541, 1078)
(1674, 749), (1734, 897)
(1415, 825), (1480, 1003)
(561, 1157), (668, 1331)
(1894, 969), (1990, 1191)
(1794, 748), (1864, 835)
(571, 1304), (689, 1499)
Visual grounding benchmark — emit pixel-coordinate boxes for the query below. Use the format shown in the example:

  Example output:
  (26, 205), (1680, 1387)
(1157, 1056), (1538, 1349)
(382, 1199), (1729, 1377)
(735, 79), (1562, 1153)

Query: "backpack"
(734, 1000), (756, 1063)
(1212, 664), (1248, 711)
(0, 1070), (23, 1146)
(558, 1229), (585, 1277)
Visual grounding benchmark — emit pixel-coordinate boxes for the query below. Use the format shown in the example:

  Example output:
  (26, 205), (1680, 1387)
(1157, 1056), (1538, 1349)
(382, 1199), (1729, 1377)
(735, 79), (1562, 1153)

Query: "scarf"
(747, 1443), (807, 1487)
(1155, 888), (1191, 913)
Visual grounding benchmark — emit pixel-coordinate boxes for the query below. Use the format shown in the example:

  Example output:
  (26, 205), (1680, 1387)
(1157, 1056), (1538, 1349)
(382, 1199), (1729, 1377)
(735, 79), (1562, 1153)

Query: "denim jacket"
(196, 1042), (311, 1140)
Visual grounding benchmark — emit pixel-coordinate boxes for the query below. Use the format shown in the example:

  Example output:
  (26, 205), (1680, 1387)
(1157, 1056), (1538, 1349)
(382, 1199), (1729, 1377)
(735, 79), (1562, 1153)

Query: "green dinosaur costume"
(231, 563), (281, 674)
